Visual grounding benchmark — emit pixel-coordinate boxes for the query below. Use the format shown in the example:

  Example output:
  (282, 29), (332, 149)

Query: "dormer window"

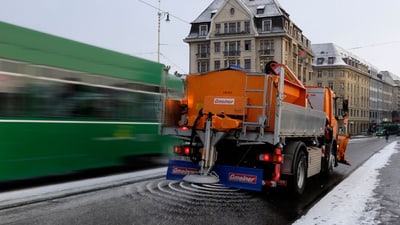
(257, 5), (265, 14)
(211, 10), (217, 18)
(317, 58), (324, 65)
(262, 19), (272, 32)
(199, 25), (208, 36)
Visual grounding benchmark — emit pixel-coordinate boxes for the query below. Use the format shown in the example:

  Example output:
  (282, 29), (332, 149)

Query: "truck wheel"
(290, 151), (307, 195)
(323, 144), (335, 176)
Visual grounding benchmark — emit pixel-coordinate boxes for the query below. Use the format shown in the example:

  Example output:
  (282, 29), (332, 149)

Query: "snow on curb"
(293, 142), (399, 225)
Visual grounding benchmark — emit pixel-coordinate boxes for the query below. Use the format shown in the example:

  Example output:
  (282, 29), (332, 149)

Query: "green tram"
(0, 21), (183, 181)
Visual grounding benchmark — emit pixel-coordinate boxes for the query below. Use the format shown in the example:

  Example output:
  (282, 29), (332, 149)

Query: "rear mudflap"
(214, 165), (264, 191)
(166, 160), (264, 192)
(166, 160), (200, 180)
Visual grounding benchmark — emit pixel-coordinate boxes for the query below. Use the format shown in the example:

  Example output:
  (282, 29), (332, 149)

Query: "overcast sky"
(0, 0), (400, 76)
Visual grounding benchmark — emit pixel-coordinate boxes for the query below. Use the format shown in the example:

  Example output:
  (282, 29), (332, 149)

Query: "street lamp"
(157, 0), (169, 63)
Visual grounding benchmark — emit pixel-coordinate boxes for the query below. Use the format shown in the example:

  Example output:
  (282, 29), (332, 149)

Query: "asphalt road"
(0, 136), (393, 225)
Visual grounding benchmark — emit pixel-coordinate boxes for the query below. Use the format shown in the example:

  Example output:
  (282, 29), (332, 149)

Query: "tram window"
(0, 72), (161, 121)
(110, 91), (160, 121)
(0, 75), (29, 116)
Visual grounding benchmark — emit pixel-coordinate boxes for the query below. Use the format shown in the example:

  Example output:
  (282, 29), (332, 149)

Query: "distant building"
(312, 43), (398, 134)
(312, 43), (370, 134)
(185, 0), (314, 85)
(381, 71), (399, 122)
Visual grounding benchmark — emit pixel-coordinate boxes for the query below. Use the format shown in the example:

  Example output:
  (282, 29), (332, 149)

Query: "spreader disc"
(183, 174), (220, 184)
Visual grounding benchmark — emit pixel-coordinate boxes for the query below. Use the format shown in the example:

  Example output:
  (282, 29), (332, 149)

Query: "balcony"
(196, 52), (210, 59)
(223, 50), (241, 57)
(258, 49), (274, 56)
(215, 30), (250, 36)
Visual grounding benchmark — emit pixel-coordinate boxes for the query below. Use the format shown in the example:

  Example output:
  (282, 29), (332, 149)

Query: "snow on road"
(293, 141), (399, 225)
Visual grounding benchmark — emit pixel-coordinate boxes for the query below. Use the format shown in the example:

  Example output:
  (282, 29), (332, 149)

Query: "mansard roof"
(192, 0), (285, 23)
(312, 43), (369, 68)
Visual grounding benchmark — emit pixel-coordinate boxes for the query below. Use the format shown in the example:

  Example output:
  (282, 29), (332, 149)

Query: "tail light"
(179, 126), (189, 131)
(173, 145), (191, 156)
(257, 144), (283, 164)
(258, 153), (283, 164)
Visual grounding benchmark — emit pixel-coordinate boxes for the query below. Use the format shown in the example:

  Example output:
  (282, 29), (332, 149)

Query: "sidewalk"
(368, 141), (400, 224)
(293, 141), (400, 225)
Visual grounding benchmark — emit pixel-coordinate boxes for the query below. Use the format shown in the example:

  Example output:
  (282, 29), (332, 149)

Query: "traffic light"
(343, 99), (349, 115)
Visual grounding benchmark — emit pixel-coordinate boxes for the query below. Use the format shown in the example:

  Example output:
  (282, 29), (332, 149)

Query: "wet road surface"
(0, 136), (393, 225)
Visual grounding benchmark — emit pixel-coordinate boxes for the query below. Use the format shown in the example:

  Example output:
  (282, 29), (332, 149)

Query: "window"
(328, 57), (335, 64)
(244, 21), (250, 33)
(230, 8), (235, 15)
(328, 82), (334, 90)
(284, 21), (289, 31)
(340, 82), (345, 90)
(199, 25), (208, 36)
(225, 22), (240, 33)
(262, 19), (272, 32)
(328, 70), (333, 77)
(0, 72), (162, 120)
(317, 82), (322, 87)
(224, 41), (240, 56)
(197, 43), (210, 58)
(317, 70), (322, 78)
(215, 23), (221, 34)
(211, 10), (217, 18)
(257, 5), (265, 14)
(317, 58), (324, 65)
(228, 59), (238, 67)
(244, 40), (251, 51)
(244, 59), (251, 70)
(229, 23), (236, 33)
(214, 60), (220, 70)
(260, 39), (274, 55)
(214, 42), (220, 53)
(198, 61), (209, 73)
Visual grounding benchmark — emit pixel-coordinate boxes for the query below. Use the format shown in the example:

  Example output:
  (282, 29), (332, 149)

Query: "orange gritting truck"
(163, 61), (350, 194)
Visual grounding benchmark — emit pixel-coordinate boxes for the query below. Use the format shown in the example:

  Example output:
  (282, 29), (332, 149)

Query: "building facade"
(312, 43), (398, 135)
(184, 0), (314, 85)
(311, 43), (371, 135)
(186, 1), (400, 135)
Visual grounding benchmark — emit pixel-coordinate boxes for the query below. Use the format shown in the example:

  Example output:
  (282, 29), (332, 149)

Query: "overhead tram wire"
(348, 41), (400, 50)
(160, 52), (187, 74)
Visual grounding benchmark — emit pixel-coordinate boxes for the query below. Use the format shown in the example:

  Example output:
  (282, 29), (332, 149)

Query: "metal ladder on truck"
(242, 73), (270, 136)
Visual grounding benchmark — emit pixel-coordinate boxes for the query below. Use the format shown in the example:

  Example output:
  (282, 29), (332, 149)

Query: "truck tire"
(290, 150), (307, 195)
(322, 143), (335, 176)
